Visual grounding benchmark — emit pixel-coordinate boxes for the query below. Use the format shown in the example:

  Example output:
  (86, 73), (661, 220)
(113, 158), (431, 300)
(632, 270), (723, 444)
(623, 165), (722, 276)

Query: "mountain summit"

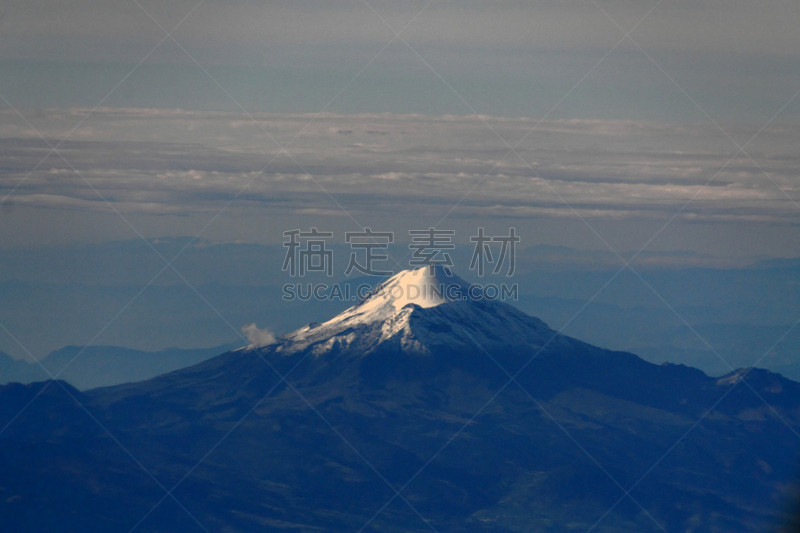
(277, 266), (548, 357)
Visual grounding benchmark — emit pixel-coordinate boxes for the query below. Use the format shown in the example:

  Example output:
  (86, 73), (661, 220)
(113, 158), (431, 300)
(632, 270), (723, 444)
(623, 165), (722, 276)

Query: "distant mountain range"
(2, 241), (799, 381)
(0, 344), (235, 390)
(1, 267), (798, 531)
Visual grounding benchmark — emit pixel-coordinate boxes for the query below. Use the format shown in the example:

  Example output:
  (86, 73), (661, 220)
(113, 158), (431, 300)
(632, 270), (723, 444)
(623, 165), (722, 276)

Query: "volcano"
(1, 267), (799, 532)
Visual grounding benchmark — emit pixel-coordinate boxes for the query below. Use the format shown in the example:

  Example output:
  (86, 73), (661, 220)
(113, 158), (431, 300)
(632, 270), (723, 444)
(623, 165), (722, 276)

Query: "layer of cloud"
(0, 108), (797, 227)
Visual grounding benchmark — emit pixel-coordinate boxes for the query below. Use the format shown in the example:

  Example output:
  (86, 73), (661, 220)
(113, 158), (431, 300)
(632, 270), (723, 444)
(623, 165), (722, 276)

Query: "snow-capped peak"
(276, 266), (549, 357)
(364, 265), (470, 311)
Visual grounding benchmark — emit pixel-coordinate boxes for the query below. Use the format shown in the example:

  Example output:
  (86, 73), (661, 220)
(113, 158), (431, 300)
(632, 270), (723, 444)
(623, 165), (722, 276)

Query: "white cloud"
(1, 109), (797, 225)
(241, 323), (276, 347)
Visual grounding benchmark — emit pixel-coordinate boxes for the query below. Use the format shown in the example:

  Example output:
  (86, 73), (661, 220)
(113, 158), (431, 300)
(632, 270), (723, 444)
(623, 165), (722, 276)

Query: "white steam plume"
(241, 323), (276, 347)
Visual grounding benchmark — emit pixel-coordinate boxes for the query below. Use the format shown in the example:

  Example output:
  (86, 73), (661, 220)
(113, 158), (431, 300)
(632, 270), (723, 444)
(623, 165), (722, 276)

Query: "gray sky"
(0, 0), (799, 368)
(0, 0), (798, 120)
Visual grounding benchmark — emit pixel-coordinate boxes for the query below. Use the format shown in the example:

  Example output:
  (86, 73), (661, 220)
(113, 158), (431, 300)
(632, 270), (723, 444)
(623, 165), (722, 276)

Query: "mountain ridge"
(0, 343), (236, 390)
(1, 268), (799, 531)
